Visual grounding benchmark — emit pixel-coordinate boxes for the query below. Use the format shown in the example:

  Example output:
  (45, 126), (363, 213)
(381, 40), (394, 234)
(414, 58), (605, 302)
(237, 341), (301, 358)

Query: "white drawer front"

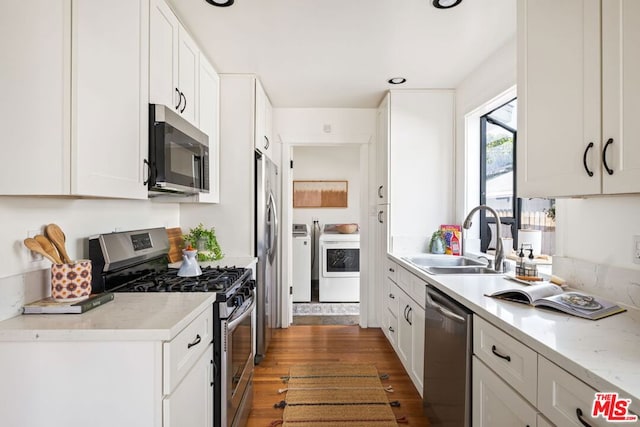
(385, 277), (399, 316)
(538, 356), (638, 427)
(163, 306), (213, 395)
(473, 316), (537, 405)
(385, 258), (397, 282)
(397, 266), (426, 308)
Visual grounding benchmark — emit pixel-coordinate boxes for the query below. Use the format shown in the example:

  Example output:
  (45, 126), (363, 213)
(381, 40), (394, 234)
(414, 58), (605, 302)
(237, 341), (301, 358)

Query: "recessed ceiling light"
(433, 0), (463, 9)
(205, 0), (234, 7)
(388, 77), (407, 85)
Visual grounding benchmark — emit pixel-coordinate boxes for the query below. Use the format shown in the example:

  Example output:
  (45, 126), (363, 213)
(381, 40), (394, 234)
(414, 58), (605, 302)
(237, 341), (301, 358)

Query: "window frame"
(479, 97), (519, 252)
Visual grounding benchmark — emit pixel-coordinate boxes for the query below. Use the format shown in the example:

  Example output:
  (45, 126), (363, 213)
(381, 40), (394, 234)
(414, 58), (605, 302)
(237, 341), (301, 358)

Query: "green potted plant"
(182, 223), (224, 262)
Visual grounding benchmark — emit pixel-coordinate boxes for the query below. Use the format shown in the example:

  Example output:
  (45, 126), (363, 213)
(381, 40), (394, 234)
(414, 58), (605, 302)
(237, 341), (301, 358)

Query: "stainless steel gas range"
(89, 227), (255, 427)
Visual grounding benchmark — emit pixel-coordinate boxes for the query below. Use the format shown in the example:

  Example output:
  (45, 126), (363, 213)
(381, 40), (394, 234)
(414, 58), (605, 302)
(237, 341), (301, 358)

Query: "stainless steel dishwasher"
(423, 285), (473, 427)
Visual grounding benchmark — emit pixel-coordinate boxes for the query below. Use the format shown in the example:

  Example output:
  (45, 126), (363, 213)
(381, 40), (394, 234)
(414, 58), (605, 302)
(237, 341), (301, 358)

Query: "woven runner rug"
(275, 363), (400, 426)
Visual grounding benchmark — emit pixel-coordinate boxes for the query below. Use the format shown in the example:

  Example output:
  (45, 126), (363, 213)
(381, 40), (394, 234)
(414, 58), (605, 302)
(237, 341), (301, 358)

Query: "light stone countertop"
(389, 253), (640, 413)
(0, 293), (216, 342)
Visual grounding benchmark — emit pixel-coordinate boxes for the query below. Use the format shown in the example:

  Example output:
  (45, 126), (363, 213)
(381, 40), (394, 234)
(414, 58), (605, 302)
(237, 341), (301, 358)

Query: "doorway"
(280, 143), (370, 327)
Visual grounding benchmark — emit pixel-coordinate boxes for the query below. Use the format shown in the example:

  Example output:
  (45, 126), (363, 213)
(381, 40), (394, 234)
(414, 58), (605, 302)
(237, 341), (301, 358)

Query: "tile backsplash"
(553, 256), (640, 309)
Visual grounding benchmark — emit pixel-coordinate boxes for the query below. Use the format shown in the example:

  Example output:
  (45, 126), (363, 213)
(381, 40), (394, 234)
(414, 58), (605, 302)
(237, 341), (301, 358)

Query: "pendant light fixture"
(432, 0), (462, 9)
(205, 0), (234, 7)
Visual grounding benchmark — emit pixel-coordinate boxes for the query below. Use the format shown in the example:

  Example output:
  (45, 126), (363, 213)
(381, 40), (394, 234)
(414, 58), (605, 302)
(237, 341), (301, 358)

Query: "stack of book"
(23, 292), (114, 314)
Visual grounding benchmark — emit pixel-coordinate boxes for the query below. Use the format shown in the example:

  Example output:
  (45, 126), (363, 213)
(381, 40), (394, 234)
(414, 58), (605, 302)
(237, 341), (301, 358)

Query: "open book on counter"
(487, 283), (626, 320)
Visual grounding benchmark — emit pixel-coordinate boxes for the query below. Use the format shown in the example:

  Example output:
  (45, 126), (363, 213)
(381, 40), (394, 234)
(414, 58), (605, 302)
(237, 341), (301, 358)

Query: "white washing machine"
(292, 225), (311, 302)
(318, 224), (360, 302)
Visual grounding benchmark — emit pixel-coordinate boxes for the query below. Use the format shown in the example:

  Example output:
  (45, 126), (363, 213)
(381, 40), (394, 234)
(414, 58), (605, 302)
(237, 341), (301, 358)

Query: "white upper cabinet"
(518, 0), (640, 197)
(601, 0), (640, 194)
(194, 55), (220, 203)
(376, 94), (390, 204)
(254, 79), (274, 160)
(150, 0), (200, 127)
(0, 0), (149, 199)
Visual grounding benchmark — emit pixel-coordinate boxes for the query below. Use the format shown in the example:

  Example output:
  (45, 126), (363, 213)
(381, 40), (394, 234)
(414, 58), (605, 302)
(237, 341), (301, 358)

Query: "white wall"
(455, 36), (517, 226)
(292, 145), (361, 229)
(0, 197), (180, 319)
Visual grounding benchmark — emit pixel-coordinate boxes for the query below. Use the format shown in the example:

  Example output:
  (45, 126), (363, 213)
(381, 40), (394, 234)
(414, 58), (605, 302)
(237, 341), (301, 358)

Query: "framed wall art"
(293, 180), (348, 208)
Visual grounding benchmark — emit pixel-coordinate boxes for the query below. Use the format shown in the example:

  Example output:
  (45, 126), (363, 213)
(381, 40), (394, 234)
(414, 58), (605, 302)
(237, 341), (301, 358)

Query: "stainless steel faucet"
(462, 205), (504, 273)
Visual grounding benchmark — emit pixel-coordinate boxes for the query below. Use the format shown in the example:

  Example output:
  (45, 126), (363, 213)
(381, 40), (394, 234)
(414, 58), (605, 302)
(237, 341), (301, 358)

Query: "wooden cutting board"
(166, 227), (184, 263)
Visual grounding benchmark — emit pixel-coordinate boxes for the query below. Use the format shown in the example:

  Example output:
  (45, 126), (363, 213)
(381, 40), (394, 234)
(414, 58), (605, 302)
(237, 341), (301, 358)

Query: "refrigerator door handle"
(267, 191), (278, 263)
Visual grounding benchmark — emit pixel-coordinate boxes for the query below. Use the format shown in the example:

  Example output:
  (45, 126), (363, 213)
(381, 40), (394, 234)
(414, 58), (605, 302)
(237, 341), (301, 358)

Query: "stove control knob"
(234, 295), (244, 307)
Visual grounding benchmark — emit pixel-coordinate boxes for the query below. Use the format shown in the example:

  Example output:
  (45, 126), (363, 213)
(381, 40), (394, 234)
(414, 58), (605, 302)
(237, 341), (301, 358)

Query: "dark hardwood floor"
(247, 325), (430, 426)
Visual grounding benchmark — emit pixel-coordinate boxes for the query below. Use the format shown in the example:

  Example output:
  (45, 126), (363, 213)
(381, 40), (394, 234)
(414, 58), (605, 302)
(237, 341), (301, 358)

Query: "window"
(480, 98), (555, 256)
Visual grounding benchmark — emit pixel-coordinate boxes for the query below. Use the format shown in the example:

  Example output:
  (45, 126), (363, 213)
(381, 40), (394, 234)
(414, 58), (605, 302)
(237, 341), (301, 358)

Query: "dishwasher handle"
(426, 287), (466, 323)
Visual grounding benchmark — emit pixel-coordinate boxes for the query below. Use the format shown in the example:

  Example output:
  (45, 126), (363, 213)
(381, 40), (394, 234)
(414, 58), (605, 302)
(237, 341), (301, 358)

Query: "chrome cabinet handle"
(576, 408), (593, 427)
(187, 334), (202, 349)
(378, 185), (383, 198)
(583, 142), (594, 177)
(491, 345), (511, 362)
(603, 138), (614, 175)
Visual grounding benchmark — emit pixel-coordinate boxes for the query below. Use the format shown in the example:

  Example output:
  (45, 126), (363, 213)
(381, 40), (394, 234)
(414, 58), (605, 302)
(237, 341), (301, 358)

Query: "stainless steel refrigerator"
(255, 150), (279, 364)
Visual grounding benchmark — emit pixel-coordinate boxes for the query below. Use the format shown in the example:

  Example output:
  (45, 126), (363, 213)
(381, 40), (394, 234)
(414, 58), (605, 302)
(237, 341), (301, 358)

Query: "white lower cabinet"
(163, 343), (213, 427)
(383, 260), (425, 396)
(0, 305), (213, 427)
(473, 315), (638, 427)
(473, 356), (538, 427)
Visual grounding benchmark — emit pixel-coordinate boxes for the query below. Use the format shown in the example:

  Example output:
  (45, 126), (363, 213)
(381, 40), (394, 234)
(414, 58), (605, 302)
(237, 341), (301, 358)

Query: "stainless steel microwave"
(148, 104), (209, 196)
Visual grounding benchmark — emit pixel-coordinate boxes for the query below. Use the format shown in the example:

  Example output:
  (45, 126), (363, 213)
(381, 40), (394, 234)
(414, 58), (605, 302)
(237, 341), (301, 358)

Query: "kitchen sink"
(402, 254), (486, 268)
(422, 266), (500, 275)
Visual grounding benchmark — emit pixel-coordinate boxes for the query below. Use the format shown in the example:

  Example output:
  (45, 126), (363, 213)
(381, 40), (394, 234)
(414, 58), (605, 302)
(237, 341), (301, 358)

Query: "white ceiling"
(169, 0), (517, 108)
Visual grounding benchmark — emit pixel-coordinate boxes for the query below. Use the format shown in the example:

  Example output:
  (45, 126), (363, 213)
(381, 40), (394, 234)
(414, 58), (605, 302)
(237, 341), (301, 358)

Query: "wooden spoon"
(45, 223), (72, 263)
(34, 234), (63, 264)
(23, 238), (60, 264)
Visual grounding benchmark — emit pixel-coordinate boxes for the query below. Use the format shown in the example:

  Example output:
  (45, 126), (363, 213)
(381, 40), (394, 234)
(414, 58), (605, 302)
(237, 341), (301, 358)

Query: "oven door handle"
(227, 298), (256, 332)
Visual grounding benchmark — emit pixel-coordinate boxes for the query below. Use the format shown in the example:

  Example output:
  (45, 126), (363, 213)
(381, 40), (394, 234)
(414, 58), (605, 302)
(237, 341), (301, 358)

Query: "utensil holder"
(51, 260), (92, 301)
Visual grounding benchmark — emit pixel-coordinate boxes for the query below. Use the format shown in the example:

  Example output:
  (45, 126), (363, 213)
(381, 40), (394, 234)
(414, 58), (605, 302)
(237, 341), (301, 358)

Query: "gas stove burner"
(111, 265), (250, 294)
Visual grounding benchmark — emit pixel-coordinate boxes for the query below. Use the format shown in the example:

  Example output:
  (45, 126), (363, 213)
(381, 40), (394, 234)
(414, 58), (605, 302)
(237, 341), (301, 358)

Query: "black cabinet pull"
(264, 135), (270, 150)
(491, 345), (511, 362)
(407, 306), (413, 325)
(378, 211), (384, 223)
(388, 326), (395, 333)
(603, 138), (614, 175)
(389, 267), (395, 273)
(187, 334), (202, 349)
(180, 92), (186, 113)
(576, 408), (592, 427)
(583, 142), (594, 177)
(378, 185), (383, 198)
(388, 293), (395, 299)
(175, 88), (181, 109)
(403, 305), (409, 322)
(143, 159), (151, 185)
